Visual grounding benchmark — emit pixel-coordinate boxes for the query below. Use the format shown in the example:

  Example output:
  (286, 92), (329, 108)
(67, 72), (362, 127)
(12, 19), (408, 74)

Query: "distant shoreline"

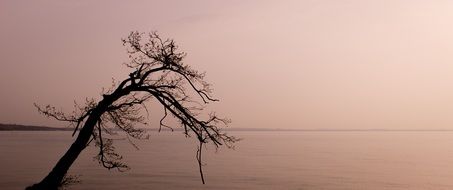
(0, 124), (72, 131)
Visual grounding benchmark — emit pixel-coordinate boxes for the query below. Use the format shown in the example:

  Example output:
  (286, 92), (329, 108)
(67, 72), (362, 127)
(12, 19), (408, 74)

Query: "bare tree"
(26, 31), (238, 190)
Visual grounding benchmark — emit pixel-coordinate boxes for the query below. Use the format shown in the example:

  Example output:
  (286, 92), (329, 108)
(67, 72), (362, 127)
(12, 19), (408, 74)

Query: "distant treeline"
(0, 124), (71, 131)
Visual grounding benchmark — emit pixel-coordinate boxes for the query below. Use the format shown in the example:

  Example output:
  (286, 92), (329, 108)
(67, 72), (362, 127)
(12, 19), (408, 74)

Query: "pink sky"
(2, 0), (453, 129)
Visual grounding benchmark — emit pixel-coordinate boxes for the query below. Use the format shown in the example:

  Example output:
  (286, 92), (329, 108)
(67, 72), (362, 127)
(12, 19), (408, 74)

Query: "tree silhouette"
(26, 31), (238, 190)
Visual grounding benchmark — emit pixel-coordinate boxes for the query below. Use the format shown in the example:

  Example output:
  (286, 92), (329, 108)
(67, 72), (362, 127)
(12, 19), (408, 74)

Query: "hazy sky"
(2, 0), (453, 129)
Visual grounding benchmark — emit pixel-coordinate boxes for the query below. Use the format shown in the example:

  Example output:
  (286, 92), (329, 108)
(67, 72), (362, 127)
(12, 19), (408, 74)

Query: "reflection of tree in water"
(27, 32), (238, 190)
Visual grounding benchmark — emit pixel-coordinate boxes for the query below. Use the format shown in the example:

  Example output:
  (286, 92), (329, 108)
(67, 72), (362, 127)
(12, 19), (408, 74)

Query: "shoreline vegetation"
(2, 123), (453, 132)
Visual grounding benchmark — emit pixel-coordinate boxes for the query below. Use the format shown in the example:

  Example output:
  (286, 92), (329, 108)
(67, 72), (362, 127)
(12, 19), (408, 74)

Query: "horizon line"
(3, 123), (453, 132)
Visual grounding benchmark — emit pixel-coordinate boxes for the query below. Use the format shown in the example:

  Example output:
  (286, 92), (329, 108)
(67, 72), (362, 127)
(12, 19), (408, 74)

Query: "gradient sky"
(2, 0), (453, 129)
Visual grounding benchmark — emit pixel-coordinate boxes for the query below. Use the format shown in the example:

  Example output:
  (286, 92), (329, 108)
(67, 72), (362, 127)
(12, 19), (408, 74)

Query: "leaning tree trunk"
(26, 107), (105, 190)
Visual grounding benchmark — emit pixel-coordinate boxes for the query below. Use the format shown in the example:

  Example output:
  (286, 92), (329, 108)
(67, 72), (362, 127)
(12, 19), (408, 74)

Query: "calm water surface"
(1, 131), (453, 190)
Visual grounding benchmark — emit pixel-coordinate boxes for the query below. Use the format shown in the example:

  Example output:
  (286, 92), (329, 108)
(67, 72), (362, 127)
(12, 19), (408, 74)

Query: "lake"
(1, 131), (453, 189)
